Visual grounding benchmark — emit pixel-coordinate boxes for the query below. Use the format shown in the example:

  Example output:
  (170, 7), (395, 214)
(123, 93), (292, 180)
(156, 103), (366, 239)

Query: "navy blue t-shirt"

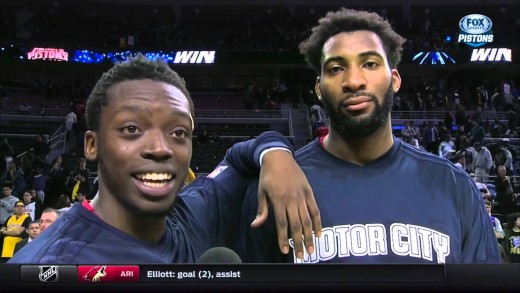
(237, 138), (501, 263)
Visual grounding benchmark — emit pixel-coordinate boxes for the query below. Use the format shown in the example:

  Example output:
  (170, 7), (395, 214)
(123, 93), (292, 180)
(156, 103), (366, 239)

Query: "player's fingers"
(306, 191), (322, 238)
(298, 201), (315, 255)
(251, 191), (268, 228)
(273, 202), (290, 255)
(286, 202), (304, 259)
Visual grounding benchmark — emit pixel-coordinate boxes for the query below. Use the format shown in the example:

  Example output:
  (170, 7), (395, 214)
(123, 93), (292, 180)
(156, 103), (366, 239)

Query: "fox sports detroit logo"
(457, 14), (493, 47)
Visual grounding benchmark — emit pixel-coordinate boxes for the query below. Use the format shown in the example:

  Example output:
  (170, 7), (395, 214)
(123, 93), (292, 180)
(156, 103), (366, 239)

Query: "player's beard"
(321, 81), (394, 139)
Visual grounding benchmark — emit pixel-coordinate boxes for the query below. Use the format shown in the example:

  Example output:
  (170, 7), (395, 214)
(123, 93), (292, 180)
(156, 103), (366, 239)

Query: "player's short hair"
(86, 54), (195, 132)
(299, 8), (406, 74)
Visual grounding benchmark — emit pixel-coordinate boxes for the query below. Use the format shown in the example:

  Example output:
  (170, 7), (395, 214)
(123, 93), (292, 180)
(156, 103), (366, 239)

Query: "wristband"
(259, 147), (292, 167)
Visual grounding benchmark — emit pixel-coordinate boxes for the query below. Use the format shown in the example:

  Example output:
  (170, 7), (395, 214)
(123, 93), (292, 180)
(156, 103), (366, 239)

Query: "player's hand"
(253, 150), (322, 259)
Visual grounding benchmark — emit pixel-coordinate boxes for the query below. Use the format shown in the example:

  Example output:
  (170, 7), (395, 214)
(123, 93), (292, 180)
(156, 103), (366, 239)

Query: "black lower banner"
(139, 264), (444, 283)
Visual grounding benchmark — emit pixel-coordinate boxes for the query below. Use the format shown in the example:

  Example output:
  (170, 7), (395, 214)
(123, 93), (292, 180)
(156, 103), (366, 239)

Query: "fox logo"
(82, 266), (107, 282)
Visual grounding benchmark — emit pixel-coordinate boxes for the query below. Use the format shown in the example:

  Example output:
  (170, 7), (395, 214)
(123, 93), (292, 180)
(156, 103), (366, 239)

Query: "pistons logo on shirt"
(207, 165), (228, 179)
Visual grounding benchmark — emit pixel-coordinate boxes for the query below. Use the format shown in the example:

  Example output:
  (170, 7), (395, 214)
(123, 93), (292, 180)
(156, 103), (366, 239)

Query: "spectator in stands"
(454, 127), (469, 150)
(471, 106), (484, 126)
(65, 109), (77, 141)
(422, 120), (439, 154)
(454, 105), (469, 131)
(503, 92), (515, 112)
(74, 192), (86, 204)
(0, 183), (19, 223)
(0, 200), (30, 262)
(0, 137), (14, 175)
(438, 134), (455, 160)
(454, 152), (465, 169)
(471, 142), (493, 183)
(443, 111), (454, 132)
(410, 120), (421, 144)
(507, 107), (519, 131)
(54, 194), (72, 214)
(485, 200), (505, 241)
(74, 158), (90, 178)
(401, 120), (416, 142)
(469, 120), (486, 145)
(494, 166), (517, 216)
(68, 170), (91, 202)
(29, 135), (50, 166)
(1, 161), (26, 199)
(46, 156), (68, 208)
(31, 168), (47, 204)
(22, 191), (41, 221)
(452, 89), (461, 109)
(495, 139), (514, 175)
(491, 118), (506, 138)
(13, 220), (40, 255)
(38, 208), (61, 233)
(310, 103), (327, 130)
(505, 214), (520, 263)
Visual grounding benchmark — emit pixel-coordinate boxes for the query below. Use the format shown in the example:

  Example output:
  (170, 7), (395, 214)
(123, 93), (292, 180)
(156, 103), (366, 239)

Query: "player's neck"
(324, 123), (393, 166)
(91, 191), (166, 243)
(513, 226), (520, 232)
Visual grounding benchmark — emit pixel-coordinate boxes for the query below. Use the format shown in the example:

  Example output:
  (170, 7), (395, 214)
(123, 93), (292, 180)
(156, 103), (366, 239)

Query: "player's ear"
(315, 76), (322, 100)
(84, 131), (98, 161)
(391, 69), (401, 93)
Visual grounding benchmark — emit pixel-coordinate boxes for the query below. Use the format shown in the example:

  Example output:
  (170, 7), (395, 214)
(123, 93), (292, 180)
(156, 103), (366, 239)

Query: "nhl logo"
(39, 266), (59, 282)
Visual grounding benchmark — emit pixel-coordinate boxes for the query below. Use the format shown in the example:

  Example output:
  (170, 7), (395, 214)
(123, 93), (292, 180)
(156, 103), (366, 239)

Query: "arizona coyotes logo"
(82, 266), (107, 282)
(39, 266), (59, 282)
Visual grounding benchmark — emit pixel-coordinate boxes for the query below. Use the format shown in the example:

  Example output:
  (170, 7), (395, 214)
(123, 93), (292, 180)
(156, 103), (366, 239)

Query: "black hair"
(86, 54), (195, 132)
(299, 8), (406, 74)
(29, 220), (40, 226)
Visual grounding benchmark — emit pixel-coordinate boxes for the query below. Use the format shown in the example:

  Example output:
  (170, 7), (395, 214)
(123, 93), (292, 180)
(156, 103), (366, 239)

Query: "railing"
(303, 104), (313, 139)
(195, 109), (283, 118)
(287, 108), (294, 138)
(391, 110), (511, 121)
(0, 106), (69, 117)
(48, 123), (67, 154)
(2, 107), (512, 122)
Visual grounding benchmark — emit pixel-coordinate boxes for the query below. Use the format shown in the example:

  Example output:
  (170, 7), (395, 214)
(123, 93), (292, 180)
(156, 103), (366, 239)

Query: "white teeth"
(136, 173), (172, 181)
(143, 181), (167, 188)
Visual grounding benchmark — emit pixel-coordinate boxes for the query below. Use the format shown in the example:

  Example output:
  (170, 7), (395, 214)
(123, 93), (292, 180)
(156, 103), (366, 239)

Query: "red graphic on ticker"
(77, 265), (139, 282)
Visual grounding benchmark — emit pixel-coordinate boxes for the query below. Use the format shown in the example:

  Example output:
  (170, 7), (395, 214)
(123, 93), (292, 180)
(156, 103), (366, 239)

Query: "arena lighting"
(71, 49), (215, 64)
(412, 51), (456, 65)
(26, 47), (68, 61)
(470, 48), (512, 62)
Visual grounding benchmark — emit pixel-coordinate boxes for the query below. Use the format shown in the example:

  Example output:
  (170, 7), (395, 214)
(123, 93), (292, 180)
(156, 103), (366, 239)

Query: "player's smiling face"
(85, 79), (192, 217)
(316, 30), (401, 138)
